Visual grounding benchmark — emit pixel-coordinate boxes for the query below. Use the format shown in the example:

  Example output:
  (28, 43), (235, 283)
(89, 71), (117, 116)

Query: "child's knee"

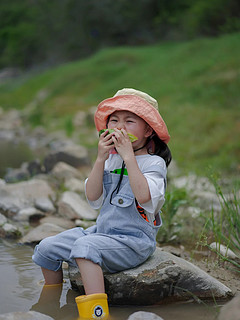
(37, 236), (56, 257)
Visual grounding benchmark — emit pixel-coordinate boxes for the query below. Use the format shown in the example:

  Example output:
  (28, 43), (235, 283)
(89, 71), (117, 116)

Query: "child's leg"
(75, 258), (109, 319)
(75, 258), (105, 294)
(32, 227), (89, 285)
(41, 267), (63, 285)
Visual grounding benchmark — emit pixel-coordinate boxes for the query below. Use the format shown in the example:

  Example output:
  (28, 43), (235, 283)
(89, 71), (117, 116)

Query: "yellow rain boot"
(75, 293), (109, 319)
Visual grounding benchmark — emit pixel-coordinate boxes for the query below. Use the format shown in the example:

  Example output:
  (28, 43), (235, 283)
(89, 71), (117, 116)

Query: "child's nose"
(118, 122), (126, 130)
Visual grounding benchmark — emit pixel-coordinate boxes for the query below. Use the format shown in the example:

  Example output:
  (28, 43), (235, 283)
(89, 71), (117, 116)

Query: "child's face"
(108, 110), (152, 148)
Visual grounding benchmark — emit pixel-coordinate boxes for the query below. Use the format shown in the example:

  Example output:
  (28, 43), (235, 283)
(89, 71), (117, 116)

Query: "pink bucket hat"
(94, 88), (170, 144)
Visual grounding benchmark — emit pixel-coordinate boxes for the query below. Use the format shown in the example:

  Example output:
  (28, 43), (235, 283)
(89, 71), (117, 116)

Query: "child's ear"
(145, 125), (153, 138)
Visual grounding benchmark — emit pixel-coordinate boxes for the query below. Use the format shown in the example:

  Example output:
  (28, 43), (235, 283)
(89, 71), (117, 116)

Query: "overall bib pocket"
(110, 194), (134, 208)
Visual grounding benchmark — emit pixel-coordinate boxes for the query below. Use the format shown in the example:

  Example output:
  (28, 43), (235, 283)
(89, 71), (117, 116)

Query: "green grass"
(0, 32), (240, 176)
(198, 175), (240, 272)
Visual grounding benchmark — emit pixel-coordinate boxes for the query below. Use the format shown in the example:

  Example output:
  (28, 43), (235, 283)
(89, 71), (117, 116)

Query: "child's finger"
(100, 129), (109, 137)
(120, 128), (128, 138)
(100, 131), (113, 143)
(112, 128), (122, 139)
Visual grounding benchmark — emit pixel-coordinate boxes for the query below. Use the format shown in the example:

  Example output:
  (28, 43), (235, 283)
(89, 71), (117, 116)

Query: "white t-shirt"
(86, 154), (166, 223)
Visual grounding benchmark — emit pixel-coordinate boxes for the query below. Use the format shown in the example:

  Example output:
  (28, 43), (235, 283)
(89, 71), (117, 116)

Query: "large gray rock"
(69, 248), (232, 305)
(0, 311), (53, 320)
(51, 162), (84, 181)
(58, 191), (98, 220)
(0, 179), (55, 217)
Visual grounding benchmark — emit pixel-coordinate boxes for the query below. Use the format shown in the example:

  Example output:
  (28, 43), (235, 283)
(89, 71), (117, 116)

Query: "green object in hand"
(99, 129), (138, 142)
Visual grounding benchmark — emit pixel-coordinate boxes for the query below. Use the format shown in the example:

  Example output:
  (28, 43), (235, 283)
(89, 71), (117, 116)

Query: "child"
(32, 88), (171, 319)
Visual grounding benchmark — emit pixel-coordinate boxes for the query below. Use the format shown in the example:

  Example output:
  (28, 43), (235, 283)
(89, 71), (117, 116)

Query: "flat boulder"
(69, 248), (232, 305)
(19, 222), (66, 244)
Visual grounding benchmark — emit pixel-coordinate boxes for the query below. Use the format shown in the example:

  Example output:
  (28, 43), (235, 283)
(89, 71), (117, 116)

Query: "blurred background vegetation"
(0, 0), (239, 178)
(1, 0), (240, 69)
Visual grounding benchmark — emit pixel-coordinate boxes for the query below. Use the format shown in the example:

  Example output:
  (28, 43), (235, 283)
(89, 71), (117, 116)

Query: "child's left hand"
(112, 128), (134, 161)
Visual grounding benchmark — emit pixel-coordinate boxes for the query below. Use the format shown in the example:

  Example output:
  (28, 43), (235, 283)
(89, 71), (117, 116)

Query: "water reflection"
(0, 241), (220, 319)
(31, 282), (79, 320)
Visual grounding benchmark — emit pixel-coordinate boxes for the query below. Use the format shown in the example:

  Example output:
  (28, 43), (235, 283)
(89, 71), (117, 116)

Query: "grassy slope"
(0, 33), (239, 177)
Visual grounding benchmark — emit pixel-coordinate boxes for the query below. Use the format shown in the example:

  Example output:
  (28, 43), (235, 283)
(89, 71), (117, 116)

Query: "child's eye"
(110, 119), (117, 122)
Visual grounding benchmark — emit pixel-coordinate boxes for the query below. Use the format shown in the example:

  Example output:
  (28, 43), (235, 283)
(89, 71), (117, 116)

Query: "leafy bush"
(1, 0), (240, 69)
(157, 187), (188, 243)
(184, 0), (240, 37)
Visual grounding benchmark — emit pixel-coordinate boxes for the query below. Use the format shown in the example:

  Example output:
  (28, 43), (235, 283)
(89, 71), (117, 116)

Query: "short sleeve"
(140, 162), (167, 214)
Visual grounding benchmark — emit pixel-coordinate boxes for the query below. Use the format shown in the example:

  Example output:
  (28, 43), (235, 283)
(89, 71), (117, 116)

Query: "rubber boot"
(31, 282), (63, 318)
(75, 293), (109, 319)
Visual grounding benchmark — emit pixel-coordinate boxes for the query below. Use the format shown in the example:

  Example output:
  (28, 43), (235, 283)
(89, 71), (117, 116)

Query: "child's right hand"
(97, 129), (114, 161)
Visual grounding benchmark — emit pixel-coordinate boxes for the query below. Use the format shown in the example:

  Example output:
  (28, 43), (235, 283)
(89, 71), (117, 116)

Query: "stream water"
(0, 240), (222, 320)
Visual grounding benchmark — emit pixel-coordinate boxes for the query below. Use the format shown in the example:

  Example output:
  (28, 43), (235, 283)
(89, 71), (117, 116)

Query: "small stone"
(14, 207), (44, 222)
(127, 311), (164, 320)
(209, 242), (237, 260)
(35, 197), (55, 212)
(3, 223), (18, 233)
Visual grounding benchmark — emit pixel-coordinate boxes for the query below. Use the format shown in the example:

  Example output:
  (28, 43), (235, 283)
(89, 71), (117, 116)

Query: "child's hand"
(97, 129), (114, 161)
(112, 128), (134, 161)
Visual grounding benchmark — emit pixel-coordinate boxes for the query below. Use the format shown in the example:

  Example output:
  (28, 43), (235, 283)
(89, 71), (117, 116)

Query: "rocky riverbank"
(0, 107), (239, 319)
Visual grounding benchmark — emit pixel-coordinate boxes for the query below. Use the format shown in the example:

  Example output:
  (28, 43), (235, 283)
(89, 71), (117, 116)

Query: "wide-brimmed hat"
(94, 88), (170, 143)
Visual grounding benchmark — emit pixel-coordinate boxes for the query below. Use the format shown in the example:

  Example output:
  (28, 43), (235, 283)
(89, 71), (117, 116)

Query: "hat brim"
(94, 95), (170, 144)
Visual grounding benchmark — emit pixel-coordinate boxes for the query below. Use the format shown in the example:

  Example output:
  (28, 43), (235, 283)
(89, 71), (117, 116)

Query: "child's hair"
(146, 134), (172, 167)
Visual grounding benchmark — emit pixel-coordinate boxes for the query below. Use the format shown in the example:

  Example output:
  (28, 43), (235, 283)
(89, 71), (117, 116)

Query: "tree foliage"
(0, 0), (239, 69)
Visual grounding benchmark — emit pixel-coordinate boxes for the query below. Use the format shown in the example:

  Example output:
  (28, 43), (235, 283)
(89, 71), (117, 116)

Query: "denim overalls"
(32, 162), (166, 273)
